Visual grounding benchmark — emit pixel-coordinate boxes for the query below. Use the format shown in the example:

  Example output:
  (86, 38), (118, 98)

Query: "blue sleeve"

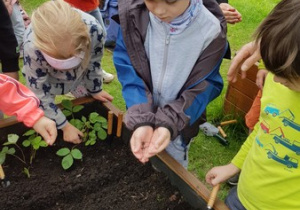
(184, 61), (224, 125)
(113, 28), (149, 108)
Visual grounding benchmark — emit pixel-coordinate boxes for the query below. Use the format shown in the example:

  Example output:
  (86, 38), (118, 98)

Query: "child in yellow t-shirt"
(206, 0), (300, 209)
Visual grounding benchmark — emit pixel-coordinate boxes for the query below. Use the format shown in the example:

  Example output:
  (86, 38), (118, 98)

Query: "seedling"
(22, 129), (48, 164)
(61, 99), (84, 119)
(61, 99), (108, 146)
(0, 134), (26, 165)
(56, 147), (83, 170)
(0, 134), (31, 178)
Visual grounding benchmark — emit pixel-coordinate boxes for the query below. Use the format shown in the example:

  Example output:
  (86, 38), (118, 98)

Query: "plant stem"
(14, 143), (26, 163)
(10, 154), (27, 165)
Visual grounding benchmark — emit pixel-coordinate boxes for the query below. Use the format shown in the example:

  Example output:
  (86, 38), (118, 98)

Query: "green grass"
(19, 0), (279, 200)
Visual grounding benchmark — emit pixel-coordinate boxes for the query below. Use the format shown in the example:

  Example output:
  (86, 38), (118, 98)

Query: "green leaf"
(96, 116), (107, 123)
(33, 144), (40, 150)
(71, 149), (83, 160)
(39, 141), (48, 147)
(28, 135), (36, 140)
(93, 122), (102, 131)
(32, 136), (42, 145)
(7, 148), (16, 155)
(72, 105), (84, 113)
(0, 153), (6, 165)
(22, 140), (31, 147)
(62, 109), (72, 117)
(23, 129), (36, 136)
(102, 122), (108, 129)
(2, 141), (15, 146)
(88, 130), (96, 138)
(62, 154), (73, 170)
(8, 134), (19, 143)
(1, 147), (8, 153)
(61, 99), (73, 111)
(89, 112), (99, 123)
(56, 148), (71, 156)
(81, 116), (87, 123)
(85, 141), (90, 146)
(3, 142), (14, 146)
(70, 119), (84, 130)
(97, 128), (107, 140)
(89, 140), (96, 145)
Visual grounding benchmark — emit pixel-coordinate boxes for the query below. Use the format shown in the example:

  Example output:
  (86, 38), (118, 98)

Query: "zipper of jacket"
(157, 27), (170, 97)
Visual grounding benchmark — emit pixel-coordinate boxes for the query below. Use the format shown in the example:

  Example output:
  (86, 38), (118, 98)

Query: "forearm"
(0, 74), (43, 127)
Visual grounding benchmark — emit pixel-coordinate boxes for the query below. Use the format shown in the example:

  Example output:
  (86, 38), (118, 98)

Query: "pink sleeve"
(0, 74), (44, 127)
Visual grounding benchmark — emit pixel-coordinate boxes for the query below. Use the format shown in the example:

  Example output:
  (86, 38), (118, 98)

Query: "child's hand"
(92, 90), (113, 102)
(145, 127), (171, 160)
(206, 163), (240, 186)
(219, 3), (242, 24)
(227, 41), (261, 82)
(130, 125), (154, 163)
(61, 122), (83, 144)
(256, 69), (268, 89)
(33, 116), (57, 145)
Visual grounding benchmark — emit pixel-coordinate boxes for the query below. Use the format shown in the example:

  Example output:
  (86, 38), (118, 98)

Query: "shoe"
(227, 173), (240, 186)
(103, 70), (114, 83)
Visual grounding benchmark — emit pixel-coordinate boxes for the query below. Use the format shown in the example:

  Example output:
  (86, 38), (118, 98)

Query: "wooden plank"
(0, 116), (17, 128)
(157, 151), (229, 210)
(225, 86), (255, 114)
(238, 64), (259, 82)
(229, 76), (259, 100)
(223, 98), (248, 117)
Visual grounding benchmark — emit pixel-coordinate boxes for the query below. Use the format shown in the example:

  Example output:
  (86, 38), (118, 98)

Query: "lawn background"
(19, 0), (280, 200)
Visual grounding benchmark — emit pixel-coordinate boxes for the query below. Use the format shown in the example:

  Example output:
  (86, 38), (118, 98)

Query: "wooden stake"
(107, 111), (113, 135)
(116, 112), (123, 137)
(0, 165), (5, 180)
(217, 126), (227, 138)
(207, 184), (220, 209)
(220, 120), (237, 126)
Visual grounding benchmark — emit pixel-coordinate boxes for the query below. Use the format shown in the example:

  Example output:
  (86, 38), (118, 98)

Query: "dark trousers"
(225, 186), (247, 210)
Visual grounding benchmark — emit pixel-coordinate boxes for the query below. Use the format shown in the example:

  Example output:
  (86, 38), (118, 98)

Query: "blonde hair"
(31, 0), (91, 69)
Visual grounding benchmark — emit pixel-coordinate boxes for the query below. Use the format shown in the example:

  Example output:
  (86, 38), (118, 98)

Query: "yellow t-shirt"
(232, 73), (300, 210)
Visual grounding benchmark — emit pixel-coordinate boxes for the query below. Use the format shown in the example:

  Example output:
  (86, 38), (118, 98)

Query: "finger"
(256, 76), (264, 89)
(241, 53), (261, 72)
(78, 131), (84, 137)
(228, 55), (246, 82)
(205, 173), (214, 184)
(140, 156), (149, 163)
(98, 96), (108, 102)
(75, 136), (82, 144)
(130, 136), (142, 153)
(39, 130), (52, 145)
(105, 94), (114, 101)
(47, 129), (57, 146)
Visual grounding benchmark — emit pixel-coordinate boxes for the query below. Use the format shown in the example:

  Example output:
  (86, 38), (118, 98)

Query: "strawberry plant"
(56, 147), (83, 170)
(22, 129), (48, 164)
(61, 99), (108, 146)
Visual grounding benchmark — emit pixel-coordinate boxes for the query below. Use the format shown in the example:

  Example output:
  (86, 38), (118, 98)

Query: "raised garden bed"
(224, 64), (260, 117)
(0, 97), (228, 210)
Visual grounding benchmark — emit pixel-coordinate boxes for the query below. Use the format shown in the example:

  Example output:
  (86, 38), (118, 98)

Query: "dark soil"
(0, 137), (195, 210)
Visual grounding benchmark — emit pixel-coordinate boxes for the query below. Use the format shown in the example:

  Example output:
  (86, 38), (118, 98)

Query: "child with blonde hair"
(22, 0), (113, 144)
(206, 0), (300, 208)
